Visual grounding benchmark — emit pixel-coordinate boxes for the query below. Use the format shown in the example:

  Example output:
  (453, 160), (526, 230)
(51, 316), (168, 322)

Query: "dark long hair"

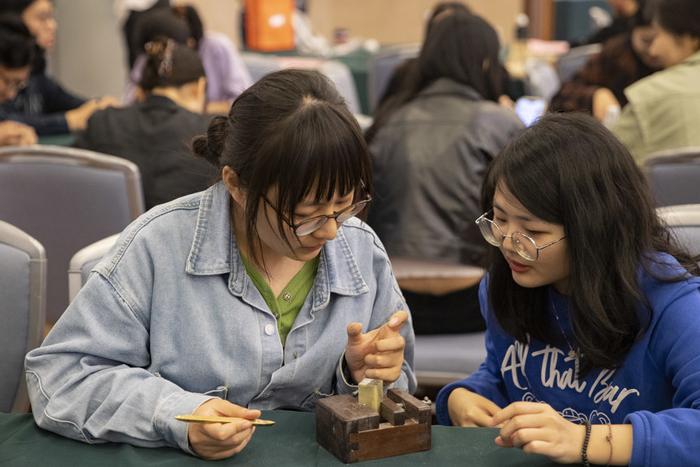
(366, 11), (503, 142)
(192, 69), (372, 265)
(172, 4), (204, 49)
(0, 14), (35, 69)
(0, 1), (47, 72)
(481, 113), (699, 373)
(654, 0), (700, 40)
(0, 0), (35, 14)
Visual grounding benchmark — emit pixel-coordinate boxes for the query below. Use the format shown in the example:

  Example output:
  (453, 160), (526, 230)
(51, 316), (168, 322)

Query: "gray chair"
(0, 145), (144, 324)
(367, 44), (420, 112)
(657, 204), (700, 260)
(241, 53), (361, 114)
(645, 148), (700, 207)
(556, 43), (602, 82)
(390, 257), (486, 388)
(0, 220), (46, 412)
(68, 234), (119, 303)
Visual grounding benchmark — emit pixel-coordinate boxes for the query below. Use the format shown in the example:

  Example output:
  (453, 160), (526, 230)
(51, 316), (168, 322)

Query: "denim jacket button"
(264, 324), (275, 336)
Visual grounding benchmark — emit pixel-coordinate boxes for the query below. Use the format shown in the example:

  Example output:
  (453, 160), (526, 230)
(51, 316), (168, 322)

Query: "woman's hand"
(492, 401), (585, 464)
(65, 97), (119, 131)
(0, 120), (37, 146)
(448, 388), (502, 427)
(187, 398), (261, 460)
(344, 310), (408, 384)
(592, 87), (620, 124)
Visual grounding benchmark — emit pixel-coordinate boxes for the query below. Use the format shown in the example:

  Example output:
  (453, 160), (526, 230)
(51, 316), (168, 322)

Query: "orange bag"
(245, 0), (295, 52)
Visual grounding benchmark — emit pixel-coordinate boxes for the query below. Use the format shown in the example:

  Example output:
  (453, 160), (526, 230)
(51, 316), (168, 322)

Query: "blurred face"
(255, 187), (356, 262)
(608, 0), (637, 17)
(631, 25), (662, 68)
(492, 183), (570, 293)
(649, 23), (700, 68)
(22, 0), (57, 50)
(0, 65), (30, 101)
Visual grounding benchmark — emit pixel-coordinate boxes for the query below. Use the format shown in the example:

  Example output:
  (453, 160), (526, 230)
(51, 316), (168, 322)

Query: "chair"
(367, 44), (420, 112)
(68, 234), (120, 303)
(644, 148), (700, 207)
(657, 204), (700, 260)
(555, 43), (602, 82)
(240, 52), (283, 82)
(524, 58), (561, 101)
(0, 220), (46, 412)
(0, 145), (144, 323)
(390, 257), (487, 388)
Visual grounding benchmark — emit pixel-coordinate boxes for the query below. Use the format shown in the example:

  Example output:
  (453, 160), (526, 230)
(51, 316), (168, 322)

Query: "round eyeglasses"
(475, 210), (566, 261)
(264, 196), (372, 236)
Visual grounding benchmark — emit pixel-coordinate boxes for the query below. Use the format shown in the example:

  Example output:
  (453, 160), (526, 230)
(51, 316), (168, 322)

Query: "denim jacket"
(25, 182), (416, 454)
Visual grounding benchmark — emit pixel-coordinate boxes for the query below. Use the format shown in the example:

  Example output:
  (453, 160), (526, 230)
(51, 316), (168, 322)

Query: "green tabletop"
(0, 411), (563, 466)
(37, 133), (75, 147)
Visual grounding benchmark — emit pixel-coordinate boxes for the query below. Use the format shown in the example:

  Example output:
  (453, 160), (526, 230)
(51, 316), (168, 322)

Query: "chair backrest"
(68, 234), (120, 303)
(367, 44), (420, 112)
(524, 58), (561, 101)
(390, 256), (486, 387)
(657, 204), (700, 260)
(0, 145), (144, 323)
(0, 220), (46, 413)
(556, 43), (602, 82)
(644, 148), (700, 207)
(240, 53), (361, 114)
(240, 52), (284, 82)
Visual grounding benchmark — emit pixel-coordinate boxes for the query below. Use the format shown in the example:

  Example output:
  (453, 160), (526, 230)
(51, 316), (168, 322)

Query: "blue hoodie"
(436, 254), (700, 467)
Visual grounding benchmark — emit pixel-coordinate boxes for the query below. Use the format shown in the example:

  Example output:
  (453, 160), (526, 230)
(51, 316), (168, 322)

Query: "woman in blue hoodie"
(436, 112), (700, 466)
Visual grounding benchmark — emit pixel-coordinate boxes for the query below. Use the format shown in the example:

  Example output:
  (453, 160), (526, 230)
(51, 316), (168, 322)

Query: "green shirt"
(241, 254), (319, 345)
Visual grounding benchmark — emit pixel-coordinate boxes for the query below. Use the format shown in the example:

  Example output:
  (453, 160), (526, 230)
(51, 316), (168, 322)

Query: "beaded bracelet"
(581, 420), (592, 467)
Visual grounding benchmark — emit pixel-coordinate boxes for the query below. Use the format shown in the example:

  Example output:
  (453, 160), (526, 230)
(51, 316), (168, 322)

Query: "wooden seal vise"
(315, 381), (431, 463)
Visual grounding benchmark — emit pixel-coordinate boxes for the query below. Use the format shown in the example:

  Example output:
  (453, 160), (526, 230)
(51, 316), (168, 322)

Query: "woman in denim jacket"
(25, 69), (416, 460)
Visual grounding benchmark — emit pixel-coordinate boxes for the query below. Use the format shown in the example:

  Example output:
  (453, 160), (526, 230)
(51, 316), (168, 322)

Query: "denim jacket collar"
(185, 183), (369, 310)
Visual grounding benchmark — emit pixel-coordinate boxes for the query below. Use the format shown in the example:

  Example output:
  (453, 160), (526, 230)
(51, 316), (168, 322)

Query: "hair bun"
(192, 115), (229, 167)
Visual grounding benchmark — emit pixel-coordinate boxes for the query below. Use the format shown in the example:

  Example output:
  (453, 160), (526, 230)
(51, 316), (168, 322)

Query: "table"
(0, 410), (562, 466)
(37, 133), (75, 147)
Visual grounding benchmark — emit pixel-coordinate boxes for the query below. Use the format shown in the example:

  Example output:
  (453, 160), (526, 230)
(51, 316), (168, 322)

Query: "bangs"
(254, 102), (372, 215)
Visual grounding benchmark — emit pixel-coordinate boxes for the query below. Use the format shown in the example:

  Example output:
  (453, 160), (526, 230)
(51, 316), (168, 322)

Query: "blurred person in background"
(114, 0), (171, 69)
(583, 0), (644, 45)
(172, 4), (252, 113)
(377, 2), (520, 110)
(549, 0), (660, 122)
(75, 39), (217, 210)
(0, 14), (37, 145)
(612, 0), (700, 162)
(0, 0), (117, 135)
(126, 5), (252, 114)
(366, 11), (523, 335)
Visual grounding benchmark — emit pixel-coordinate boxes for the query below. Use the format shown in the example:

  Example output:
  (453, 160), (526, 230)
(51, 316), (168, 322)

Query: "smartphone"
(514, 96), (547, 127)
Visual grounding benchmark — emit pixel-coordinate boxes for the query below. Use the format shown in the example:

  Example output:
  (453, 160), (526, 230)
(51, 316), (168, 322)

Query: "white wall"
(51, 0), (127, 99)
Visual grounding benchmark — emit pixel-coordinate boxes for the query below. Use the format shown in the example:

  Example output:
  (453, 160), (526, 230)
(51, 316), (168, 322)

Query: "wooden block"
(358, 378), (383, 412)
(352, 421), (431, 462)
(316, 391), (431, 463)
(387, 389), (431, 424)
(316, 395), (380, 462)
(380, 397), (406, 426)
